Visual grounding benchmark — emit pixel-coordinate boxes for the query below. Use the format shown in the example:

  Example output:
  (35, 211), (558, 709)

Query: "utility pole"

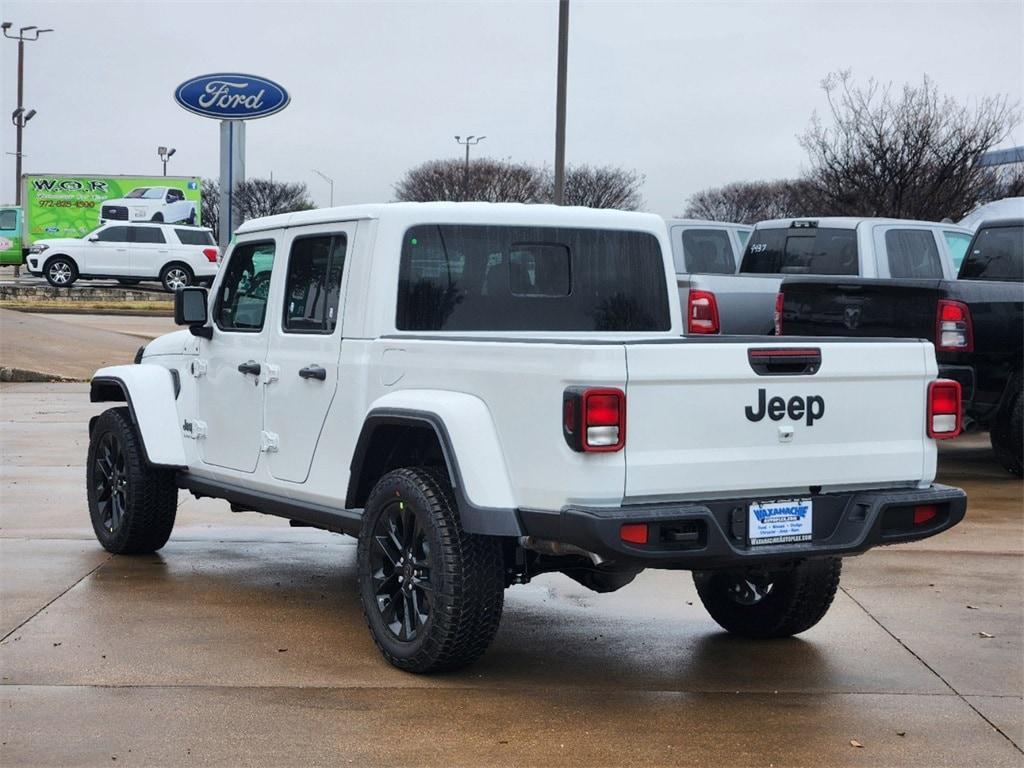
(454, 135), (485, 201)
(312, 169), (334, 206)
(3, 22), (53, 277)
(553, 0), (569, 205)
(158, 146), (176, 176)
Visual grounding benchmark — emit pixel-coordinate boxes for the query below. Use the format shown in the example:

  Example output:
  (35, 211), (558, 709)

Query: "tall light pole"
(553, 0), (569, 205)
(157, 146), (176, 176)
(312, 169), (334, 206)
(3, 22), (52, 277)
(454, 135), (485, 201)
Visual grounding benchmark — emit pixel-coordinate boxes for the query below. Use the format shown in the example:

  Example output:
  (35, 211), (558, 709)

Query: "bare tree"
(393, 158), (546, 203)
(683, 179), (814, 223)
(200, 178), (219, 235)
(552, 164), (645, 210)
(233, 178), (315, 222)
(799, 71), (1020, 220)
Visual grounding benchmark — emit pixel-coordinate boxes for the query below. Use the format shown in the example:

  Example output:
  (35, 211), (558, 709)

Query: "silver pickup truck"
(686, 217), (974, 335)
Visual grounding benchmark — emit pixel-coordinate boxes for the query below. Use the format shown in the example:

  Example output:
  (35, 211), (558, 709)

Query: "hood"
(142, 329), (196, 358)
(102, 197), (157, 208)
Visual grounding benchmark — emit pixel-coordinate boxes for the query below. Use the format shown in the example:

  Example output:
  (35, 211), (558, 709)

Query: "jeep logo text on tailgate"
(745, 389), (825, 426)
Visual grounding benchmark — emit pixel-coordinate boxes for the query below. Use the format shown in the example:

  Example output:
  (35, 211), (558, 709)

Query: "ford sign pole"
(219, 122), (245, 247)
(173, 73), (290, 247)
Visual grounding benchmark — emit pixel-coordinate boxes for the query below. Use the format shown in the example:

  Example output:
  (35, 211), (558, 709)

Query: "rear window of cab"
(396, 224), (671, 332)
(741, 227), (858, 275)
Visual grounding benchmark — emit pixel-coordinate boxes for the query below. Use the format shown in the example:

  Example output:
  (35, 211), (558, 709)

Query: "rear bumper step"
(517, 484), (966, 569)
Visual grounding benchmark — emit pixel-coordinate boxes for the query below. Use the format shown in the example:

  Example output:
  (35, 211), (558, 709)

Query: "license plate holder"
(749, 498), (813, 547)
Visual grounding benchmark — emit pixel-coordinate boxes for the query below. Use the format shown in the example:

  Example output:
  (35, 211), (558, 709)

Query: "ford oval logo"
(174, 73), (290, 120)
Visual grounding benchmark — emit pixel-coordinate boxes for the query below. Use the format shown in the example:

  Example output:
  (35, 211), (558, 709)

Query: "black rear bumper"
(517, 484), (966, 570)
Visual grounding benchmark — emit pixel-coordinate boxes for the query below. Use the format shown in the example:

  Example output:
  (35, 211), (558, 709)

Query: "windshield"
(958, 225), (1024, 282)
(125, 188), (164, 200)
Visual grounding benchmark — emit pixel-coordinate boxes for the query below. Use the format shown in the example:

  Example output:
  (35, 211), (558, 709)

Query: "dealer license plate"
(749, 498), (813, 546)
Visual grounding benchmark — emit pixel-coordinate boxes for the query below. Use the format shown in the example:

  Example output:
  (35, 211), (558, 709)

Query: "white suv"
(27, 222), (219, 291)
(100, 186), (197, 225)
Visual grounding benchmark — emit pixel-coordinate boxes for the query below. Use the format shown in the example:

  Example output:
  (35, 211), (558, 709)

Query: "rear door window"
(959, 225), (1024, 281)
(282, 234), (346, 333)
(884, 229), (943, 278)
(131, 227), (166, 244)
(741, 228), (858, 275)
(397, 225), (670, 332)
(679, 229), (735, 274)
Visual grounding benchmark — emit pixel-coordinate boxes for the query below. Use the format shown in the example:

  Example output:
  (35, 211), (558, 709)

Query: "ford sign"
(174, 73), (290, 120)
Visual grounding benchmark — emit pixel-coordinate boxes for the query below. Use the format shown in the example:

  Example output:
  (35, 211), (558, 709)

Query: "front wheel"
(160, 262), (194, 292)
(357, 467), (505, 673)
(86, 407), (177, 554)
(44, 256), (78, 287)
(693, 557), (842, 638)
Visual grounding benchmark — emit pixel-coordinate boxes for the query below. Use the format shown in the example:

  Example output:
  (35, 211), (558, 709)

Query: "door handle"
(237, 360), (262, 376)
(298, 365), (327, 381)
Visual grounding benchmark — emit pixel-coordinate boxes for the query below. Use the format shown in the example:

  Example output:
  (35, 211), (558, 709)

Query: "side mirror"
(174, 286), (212, 338)
(88, 236), (99, 242)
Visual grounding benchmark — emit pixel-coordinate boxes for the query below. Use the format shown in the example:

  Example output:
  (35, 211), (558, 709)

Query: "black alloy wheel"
(369, 497), (434, 642)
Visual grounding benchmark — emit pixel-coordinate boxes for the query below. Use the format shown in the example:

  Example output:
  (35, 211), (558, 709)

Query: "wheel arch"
(90, 365), (186, 469)
(43, 252), (79, 270)
(347, 394), (520, 537)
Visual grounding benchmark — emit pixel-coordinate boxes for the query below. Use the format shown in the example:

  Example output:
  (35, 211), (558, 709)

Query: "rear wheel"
(187, 210), (197, 225)
(86, 407), (177, 554)
(990, 388), (1022, 476)
(694, 557), (842, 638)
(151, 213), (164, 222)
(44, 256), (77, 287)
(357, 467), (505, 673)
(160, 262), (193, 292)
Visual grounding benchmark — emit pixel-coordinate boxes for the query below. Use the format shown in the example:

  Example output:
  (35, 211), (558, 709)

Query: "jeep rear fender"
(350, 390), (520, 536)
(90, 364), (186, 468)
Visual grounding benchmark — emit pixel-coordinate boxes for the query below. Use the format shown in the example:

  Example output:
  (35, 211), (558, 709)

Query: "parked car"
(958, 197), (1024, 231)
(779, 217), (1023, 475)
(664, 218), (752, 333)
(87, 202), (965, 673)
(26, 222), (219, 291)
(688, 217), (974, 335)
(100, 186), (198, 225)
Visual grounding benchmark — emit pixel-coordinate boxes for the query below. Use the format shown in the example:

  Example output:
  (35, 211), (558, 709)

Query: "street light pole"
(312, 169), (334, 206)
(3, 23), (52, 207)
(3, 22), (52, 276)
(157, 146), (176, 176)
(553, 0), (569, 205)
(454, 135), (485, 201)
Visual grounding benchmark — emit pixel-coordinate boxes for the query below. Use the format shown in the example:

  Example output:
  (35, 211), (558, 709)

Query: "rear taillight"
(927, 379), (962, 439)
(774, 292), (784, 336)
(687, 290), (719, 334)
(563, 387), (626, 452)
(935, 299), (973, 352)
(203, 247), (219, 263)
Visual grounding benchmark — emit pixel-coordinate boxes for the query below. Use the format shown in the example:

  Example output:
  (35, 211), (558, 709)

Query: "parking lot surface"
(1, 383), (1021, 767)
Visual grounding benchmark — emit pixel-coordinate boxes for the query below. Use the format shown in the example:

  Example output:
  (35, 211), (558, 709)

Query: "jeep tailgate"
(623, 340), (936, 501)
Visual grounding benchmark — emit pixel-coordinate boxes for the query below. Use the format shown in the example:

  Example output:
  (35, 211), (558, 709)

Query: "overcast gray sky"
(2, 0), (1022, 216)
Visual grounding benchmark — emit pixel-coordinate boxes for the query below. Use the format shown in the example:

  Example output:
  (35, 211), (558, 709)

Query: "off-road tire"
(694, 557), (842, 638)
(160, 262), (194, 292)
(357, 467), (505, 673)
(86, 407), (177, 554)
(990, 387), (1022, 477)
(43, 255), (78, 287)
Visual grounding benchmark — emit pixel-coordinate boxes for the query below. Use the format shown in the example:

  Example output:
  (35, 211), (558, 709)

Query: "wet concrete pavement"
(1, 383), (1021, 766)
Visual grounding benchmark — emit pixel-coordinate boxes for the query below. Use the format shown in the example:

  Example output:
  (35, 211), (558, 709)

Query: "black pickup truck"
(778, 218), (1023, 475)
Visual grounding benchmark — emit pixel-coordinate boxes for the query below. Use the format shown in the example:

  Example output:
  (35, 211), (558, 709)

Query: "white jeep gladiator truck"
(87, 202), (967, 673)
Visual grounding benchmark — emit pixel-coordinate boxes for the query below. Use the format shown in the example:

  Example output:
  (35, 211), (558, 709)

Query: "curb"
(0, 367), (85, 383)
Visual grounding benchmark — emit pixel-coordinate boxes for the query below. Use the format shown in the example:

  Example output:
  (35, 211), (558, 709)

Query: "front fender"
(362, 390), (518, 531)
(90, 364), (186, 468)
